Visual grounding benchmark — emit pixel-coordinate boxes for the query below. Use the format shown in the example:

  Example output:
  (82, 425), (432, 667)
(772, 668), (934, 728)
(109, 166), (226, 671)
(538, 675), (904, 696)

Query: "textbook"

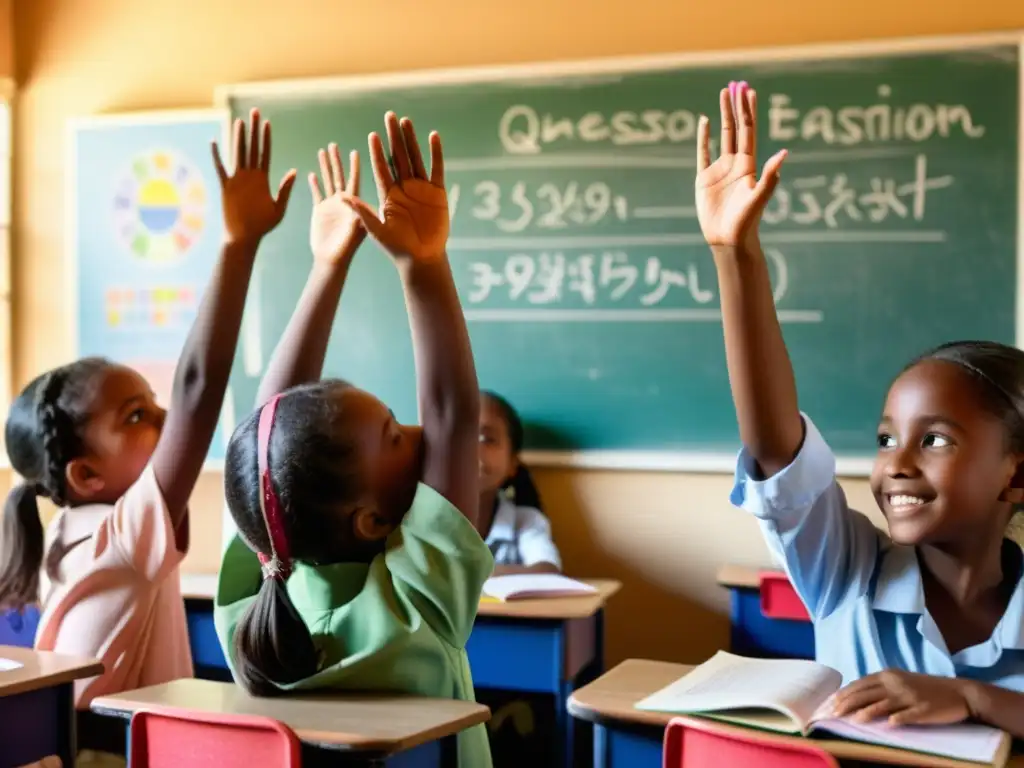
(635, 652), (1010, 767)
(481, 574), (598, 601)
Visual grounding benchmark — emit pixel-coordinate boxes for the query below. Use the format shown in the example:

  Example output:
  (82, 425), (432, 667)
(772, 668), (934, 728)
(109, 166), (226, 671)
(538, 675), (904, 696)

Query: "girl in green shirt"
(215, 115), (493, 768)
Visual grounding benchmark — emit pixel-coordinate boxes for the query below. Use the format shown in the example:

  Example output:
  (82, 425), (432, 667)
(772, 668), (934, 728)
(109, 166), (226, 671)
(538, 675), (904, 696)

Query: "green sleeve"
(212, 533), (264, 679)
(384, 484), (494, 649)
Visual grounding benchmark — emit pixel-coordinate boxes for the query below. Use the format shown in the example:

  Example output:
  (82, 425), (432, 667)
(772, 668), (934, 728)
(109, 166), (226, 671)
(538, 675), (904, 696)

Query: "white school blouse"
(484, 496), (562, 569)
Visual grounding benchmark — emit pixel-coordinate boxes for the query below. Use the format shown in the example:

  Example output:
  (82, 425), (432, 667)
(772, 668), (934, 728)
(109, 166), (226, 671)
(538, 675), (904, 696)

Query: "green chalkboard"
(219, 36), (1021, 465)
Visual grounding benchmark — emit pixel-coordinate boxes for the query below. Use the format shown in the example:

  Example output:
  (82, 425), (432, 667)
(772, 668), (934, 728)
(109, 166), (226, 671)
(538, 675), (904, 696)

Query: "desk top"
(477, 579), (620, 619)
(716, 563), (777, 589)
(0, 645), (103, 697)
(568, 659), (1019, 768)
(181, 573), (621, 619)
(92, 678), (489, 754)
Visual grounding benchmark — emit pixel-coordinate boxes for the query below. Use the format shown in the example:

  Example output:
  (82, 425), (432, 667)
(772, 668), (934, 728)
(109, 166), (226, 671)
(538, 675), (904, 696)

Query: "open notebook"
(636, 652), (1010, 767)
(482, 574), (597, 601)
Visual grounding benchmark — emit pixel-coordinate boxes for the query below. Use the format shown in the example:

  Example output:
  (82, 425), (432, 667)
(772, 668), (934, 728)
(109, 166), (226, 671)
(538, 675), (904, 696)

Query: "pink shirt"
(35, 465), (194, 707)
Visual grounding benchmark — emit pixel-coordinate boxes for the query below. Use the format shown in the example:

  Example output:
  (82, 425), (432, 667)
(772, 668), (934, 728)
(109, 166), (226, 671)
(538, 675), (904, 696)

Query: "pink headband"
(256, 394), (292, 581)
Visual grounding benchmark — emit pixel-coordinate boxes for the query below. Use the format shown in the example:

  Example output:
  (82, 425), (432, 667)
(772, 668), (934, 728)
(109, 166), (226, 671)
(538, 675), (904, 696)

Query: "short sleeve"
(515, 507), (562, 570)
(103, 464), (185, 582)
(730, 415), (882, 620)
(384, 484), (494, 649)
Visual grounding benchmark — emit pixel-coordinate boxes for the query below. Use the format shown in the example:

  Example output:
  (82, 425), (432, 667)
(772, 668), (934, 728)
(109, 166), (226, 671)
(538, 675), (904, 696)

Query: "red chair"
(128, 706), (302, 767)
(663, 716), (839, 768)
(759, 570), (810, 622)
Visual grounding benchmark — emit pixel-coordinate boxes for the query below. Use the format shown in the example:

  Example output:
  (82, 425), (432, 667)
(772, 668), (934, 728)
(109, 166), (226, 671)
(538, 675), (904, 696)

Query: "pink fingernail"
(739, 81), (749, 90)
(728, 81), (736, 96)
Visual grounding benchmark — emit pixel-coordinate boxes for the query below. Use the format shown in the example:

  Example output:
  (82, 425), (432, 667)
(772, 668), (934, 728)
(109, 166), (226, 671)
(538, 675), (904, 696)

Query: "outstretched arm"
(343, 113), (480, 523)
(696, 82), (799, 478)
(152, 110), (296, 544)
(255, 145), (366, 405)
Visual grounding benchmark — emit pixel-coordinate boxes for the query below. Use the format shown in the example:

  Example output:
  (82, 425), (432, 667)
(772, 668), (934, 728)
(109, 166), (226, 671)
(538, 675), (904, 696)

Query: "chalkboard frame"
(209, 31), (1024, 476)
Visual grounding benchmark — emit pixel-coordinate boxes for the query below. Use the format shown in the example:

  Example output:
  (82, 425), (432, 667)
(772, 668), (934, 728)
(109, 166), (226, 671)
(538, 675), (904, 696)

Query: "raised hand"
(212, 108), (296, 246)
(341, 112), (448, 263)
(308, 143), (366, 265)
(695, 81), (787, 249)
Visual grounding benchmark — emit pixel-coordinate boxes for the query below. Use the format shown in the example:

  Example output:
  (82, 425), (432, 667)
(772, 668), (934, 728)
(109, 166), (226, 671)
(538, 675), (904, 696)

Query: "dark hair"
(481, 391), (543, 511)
(224, 380), (368, 695)
(0, 357), (110, 610)
(909, 341), (1024, 533)
(910, 341), (1024, 452)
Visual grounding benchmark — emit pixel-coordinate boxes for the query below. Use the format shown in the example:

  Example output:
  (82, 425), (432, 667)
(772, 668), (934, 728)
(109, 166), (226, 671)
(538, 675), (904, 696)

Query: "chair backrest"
(0, 605), (40, 647)
(663, 716), (839, 768)
(759, 571), (810, 621)
(129, 706), (302, 768)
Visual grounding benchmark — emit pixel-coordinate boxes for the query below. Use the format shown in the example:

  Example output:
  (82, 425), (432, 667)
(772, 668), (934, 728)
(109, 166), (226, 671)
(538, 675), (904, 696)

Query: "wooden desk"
(0, 645), (103, 768)
(717, 564), (815, 659)
(180, 574), (620, 768)
(568, 659), (1022, 768)
(92, 678), (489, 767)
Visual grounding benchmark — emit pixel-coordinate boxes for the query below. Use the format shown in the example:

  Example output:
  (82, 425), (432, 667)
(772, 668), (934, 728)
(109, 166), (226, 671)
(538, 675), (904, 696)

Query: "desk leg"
(593, 724), (608, 768)
(55, 683), (75, 768)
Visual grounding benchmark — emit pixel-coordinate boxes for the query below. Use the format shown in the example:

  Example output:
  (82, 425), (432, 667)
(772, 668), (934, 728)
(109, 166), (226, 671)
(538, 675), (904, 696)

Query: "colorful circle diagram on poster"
(113, 150), (206, 264)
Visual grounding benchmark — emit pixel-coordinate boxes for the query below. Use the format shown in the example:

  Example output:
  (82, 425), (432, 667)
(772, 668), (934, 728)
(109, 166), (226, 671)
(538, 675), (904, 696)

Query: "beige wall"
(0, 0), (11, 80)
(8, 0), (1024, 667)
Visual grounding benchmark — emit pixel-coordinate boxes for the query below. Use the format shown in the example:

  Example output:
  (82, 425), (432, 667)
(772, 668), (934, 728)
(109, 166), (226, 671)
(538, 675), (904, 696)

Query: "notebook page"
(812, 718), (1004, 763)
(482, 574), (598, 600)
(636, 651), (842, 727)
(0, 658), (23, 671)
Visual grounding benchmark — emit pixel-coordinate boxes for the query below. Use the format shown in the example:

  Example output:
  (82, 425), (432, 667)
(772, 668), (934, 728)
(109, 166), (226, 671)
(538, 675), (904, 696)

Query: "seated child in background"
(0, 110), (295, 760)
(214, 115), (493, 768)
(478, 391), (561, 574)
(699, 81), (1024, 735)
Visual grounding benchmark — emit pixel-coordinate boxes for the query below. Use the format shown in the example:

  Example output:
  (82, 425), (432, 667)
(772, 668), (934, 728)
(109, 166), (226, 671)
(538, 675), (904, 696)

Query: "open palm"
(695, 83), (786, 248)
(309, 144), (365, 265)
(212, 109), (296, 245)
(343, 113), (448, 263)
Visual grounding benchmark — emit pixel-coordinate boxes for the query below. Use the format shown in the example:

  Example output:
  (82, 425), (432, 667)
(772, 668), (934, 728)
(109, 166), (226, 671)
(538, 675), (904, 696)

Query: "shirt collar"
(872, 539), (1024, 659)
(484, 495), (517, 546)
(286, 561), (369, 613)
(871, 543), (926, 614)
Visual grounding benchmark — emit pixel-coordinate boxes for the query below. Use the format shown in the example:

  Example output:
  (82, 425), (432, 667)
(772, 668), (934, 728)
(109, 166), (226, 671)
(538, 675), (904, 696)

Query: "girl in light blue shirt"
(695, 80), (1024, 737)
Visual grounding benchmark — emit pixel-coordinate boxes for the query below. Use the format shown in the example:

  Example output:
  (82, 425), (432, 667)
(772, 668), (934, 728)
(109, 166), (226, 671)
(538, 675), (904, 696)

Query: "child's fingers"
(754, 149), (787, 200)
(347, 150), (360, 195)
(719, 86), (736, 156)
(232, 118), (247, 172)
(211, 141), (228, 184)
(329, 143), (346, 192)
(248, 109), (261, 171)
(428, 131), (444, 187)
(745, 88), (758, 160)
(400, 118), (428, 180)
(340, 193), (384, 238)
(368, 132), (394, 204)
(308, 172), (324, 204)
(736, 82), (754, 157)
(260, 120), (272, 172)
(275, 169), (298, 213)
(696, 115), (711, 172)
(385, 112), (413, 181)
(318, 149), (335, 196)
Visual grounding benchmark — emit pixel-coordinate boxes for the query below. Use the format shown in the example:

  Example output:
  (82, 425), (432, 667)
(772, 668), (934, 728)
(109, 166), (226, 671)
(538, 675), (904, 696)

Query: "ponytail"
(232, 576), (319, 696)
(509, 463), (543, 512)
(0, 483), (44, 611)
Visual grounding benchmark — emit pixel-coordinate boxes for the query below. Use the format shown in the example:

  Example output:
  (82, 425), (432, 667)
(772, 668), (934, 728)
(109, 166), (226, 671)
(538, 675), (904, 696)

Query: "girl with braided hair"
(0, 108), (295, 739)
